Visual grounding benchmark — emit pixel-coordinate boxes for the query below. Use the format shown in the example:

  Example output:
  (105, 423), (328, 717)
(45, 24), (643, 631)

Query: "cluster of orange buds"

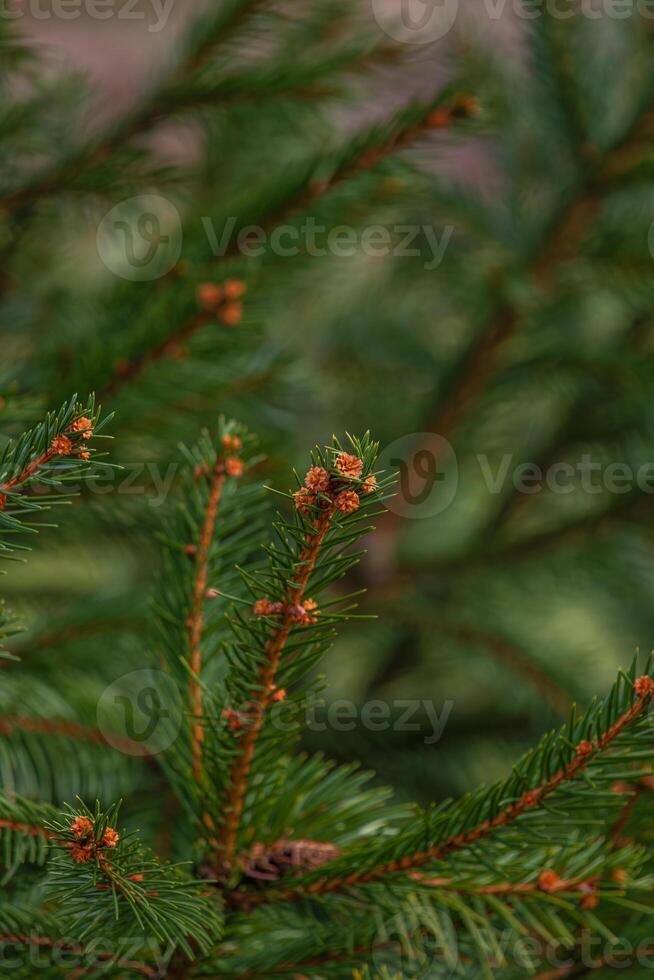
(50, 435), (74, 457)
(197, 278), (247, 327)
(634, 676), (654, 697)
(612, 867), (627, 886)
(426, 94), (480, 130)
(576, 739), (594, 758)
(579, 880), (599, 910)
(268, 684), (286, 703)
(221, 431), (245, 478)
(537, 869), (562, 893)
(66, 415), (95, 460)
(69, 815), (120, 864)
(293, 451), (377, 518)
(252, 597), (319, 625)
(222, 706), (247, 733)
(290, 599), (319, 625)
(253, 598), (284, 616)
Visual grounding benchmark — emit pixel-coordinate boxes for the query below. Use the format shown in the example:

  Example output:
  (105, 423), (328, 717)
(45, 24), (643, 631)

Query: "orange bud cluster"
(576, 740), (594, 758)
(334, 489), (359, 515)
(103, 827), (120, 849)
(253, 598), (284, 616)
(634, 676), (654, 697)
(226, 457), (244, 477)
(220, 430), (246, 478)
(50, 435), (73, 456)
(71, 816), (93, 839)
(293, 487), (316, 514)
(67, 815), (120, 864)
(305, 466), (330, 493)
(334, 453), (363, 480)
(290, 598), (319, 625)
(197, 279), (247, 327)
(538, 869), (562, 893)
(70, 416), (94, 439)
(222, 434), (243, 452)
(223, 707), (245, 732)
(579, 891), (599, 910)
(293, 450), (376, 518)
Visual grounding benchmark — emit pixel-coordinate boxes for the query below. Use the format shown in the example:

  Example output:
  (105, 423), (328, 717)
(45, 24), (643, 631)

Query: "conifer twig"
(0, 714), (146, 757)
(0, 819), (55, 841)
(189, 463), (226, 784)
(246, 677), (654, 902)
(100, 95), (477, 400)
(216, 505), (334, 871)
(372, 101), (654, 569)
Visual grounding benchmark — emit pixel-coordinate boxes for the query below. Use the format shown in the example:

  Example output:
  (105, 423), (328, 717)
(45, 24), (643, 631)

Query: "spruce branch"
(373, 96), (654, 572)
(0, 394), (110, 556)
(45, 801), (223, 957)
(216, 507), (332, 872)
(0, 714), (145, 757)
(210, 435), (385, 875)
(97, 94), (478, 404)
(245, 669), (654, 902)
(188, 457), (227, 784)
(151, 419), (266, 821)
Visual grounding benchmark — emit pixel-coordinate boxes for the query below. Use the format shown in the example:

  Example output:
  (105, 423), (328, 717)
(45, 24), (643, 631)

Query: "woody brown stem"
(0, 438), (75, 510)
(410, 872), (592, 896)
(215, 506), (334, 872)
(0, 819), (56, 840)
(0, 714), (148, 757)
(244, 684), (654, 903)
(189, 464), (226, 785)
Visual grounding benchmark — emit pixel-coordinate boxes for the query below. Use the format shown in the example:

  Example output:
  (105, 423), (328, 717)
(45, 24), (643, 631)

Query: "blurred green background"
(3, 1), (654, 817)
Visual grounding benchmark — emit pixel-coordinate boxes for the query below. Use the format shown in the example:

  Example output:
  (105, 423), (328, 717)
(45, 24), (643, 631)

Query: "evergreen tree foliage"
(3, 1), (654, 976)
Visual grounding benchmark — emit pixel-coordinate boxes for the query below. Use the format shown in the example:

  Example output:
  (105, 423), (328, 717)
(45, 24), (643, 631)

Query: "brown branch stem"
(215, 506), (334, 872)
(247, 684), (654, 902)
(0, 714), (148, 756)
(189, 464), (226, 785)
